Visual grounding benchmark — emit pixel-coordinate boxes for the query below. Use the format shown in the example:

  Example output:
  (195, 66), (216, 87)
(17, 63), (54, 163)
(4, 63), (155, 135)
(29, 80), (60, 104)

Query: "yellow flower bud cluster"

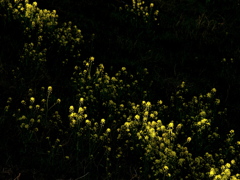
(68, 103), (88, 128)
(120, 0), (160, 24)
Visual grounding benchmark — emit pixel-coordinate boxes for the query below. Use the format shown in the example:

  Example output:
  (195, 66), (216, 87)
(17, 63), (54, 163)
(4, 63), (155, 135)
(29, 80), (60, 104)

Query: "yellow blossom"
(30, 97), (35, 104)
(85, 119), (91, 126)
(207, 92), (212, 98)
(163, 166), (169, 171)
(135, 115), (140, 120)
(48, 86), (52, 93)
(100, 118), (105, 125)
(65, 156), (69, 159)
(231, 160), (236, 165)
(168, 122), (174, 129)
(121, 67), (126, 71)
(225, 163), (231, 169)
(25, 124), (29, 129)
(215, 99), (220, 105)
(69, 106), (74, 112)
(209, 168), (216, 177)
(211, 88), (217, 93)
(157, 100), (163, 105)
(199, 110), (206, 117)
(78, 107), (84, 114)
(180, 81), (185, 88)
(21, 100), (26, 105)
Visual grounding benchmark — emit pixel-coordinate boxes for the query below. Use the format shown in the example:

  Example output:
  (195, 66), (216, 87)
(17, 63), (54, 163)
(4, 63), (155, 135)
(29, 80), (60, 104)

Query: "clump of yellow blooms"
(2, 0), (84, 93)
(119, 0), (160, 25)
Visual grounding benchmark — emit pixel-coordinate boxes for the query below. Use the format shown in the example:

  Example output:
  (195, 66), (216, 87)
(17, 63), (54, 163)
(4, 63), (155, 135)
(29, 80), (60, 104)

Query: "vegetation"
(0, 0), (240, 179)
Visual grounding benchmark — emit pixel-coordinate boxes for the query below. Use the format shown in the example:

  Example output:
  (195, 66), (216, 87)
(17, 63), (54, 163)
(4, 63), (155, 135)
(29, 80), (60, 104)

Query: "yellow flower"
(85, 119), (91, 126)
(65, 156), (69, 159)
(21, 100), (26, 105)
(225, 163), (231, 169)
(121, 67), (126, 71)
(157, 100), (162, 105)
(180, 81), (185, 88)
(146, 101), (151, 108)
(106, 128), (111, 133)
(160, 125), (165, 131)
(199, 110), (206, 117)
(224, 168), (231, 176)
(150, 113), (155, 118)
(176, 123), (182, 131)
(209, 168), (216, 177)
(78, 107), (84, 114)
(30, 118), (34, 123)
(215, 99), (220, 105)
(207, 92), (212, 98)
(124, 122), (131, 128)
(69, 106), (74, 112)
(211, 88), (217, 93)
(25, 124), (29, 129)
(89, 56), (94, 62)
(187, 137), (191, 143)
(79, 98), (84, 104)
(163, 166), (169, 171)
(144, 111), (149, 117)
(35, 104), (40, 109)
(150, 3), (154, 8)
(168, 122), (174, 129)
(48, 86), (52, 93)
(100, 118), (105, 125)
(231, 160), (236, 165)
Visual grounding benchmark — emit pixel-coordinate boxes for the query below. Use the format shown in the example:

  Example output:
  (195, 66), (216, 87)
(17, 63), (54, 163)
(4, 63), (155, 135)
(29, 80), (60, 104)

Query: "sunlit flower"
(209, 168), (216, 177)
(187, 137), (192, 143)
(21, 100), (26, 105)
(69, 106), (74, 113)
(211, 88), (217, 93)
(85, 119), (91, 126)
(65, 156), (69, 159)
(48, 86), (52, 94)
(135, 114), (140, 120)
(163, 166), (169, 171)
(25, 124), (29, 129)
(89, 56), (94, 62)
(207, 92), (212, 98)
